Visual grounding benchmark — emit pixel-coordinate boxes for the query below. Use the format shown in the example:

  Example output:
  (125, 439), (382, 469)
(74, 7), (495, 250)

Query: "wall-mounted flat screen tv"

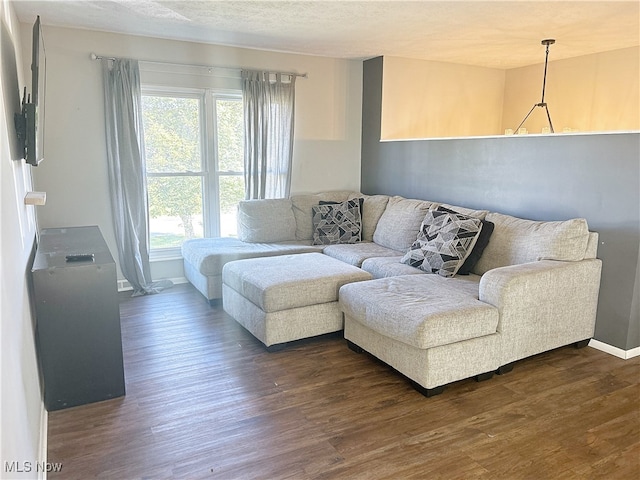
(15, 16), (46, 166)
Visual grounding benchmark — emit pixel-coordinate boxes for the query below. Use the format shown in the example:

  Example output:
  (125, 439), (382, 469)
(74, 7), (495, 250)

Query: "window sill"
(150, 248), (183, 262)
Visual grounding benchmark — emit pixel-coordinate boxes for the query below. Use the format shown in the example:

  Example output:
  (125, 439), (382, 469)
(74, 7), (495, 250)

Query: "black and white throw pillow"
(401, 209), (483, 277)
(435, 206), (494, 275)
(312, 199), (362, 245)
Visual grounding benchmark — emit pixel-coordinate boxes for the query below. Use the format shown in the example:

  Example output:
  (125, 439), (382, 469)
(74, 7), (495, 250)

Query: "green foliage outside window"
(141, 93), (245, 248)
(216, 99), (244, 173)
(216, 99), (245, 215)
(142, 95), (203, 248)
(143, 96), (201, 173)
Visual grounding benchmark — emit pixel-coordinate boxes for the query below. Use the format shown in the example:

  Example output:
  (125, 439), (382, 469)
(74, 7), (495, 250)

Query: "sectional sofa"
(182, 191), (602, 395)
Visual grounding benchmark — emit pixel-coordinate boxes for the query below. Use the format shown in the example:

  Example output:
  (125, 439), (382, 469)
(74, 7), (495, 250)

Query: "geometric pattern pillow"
(400, 209), (483, 277)
(312, 199), (362, 245)
(435, 206), (494, 275)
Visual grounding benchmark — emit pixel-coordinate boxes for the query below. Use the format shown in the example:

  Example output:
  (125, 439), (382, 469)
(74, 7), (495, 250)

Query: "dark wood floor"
(47, 283), (639, 479)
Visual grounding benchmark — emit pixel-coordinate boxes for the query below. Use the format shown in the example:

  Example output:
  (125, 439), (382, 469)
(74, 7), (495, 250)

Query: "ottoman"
(222, 253), (372, 350)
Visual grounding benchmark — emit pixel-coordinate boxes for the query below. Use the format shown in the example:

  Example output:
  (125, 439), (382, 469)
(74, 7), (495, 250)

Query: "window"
(141, 88), (244, 255)
(215, 98), (245, 236)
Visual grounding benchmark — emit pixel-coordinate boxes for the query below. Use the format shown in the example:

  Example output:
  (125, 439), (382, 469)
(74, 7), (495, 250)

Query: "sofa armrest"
(479, 259), (602, 365)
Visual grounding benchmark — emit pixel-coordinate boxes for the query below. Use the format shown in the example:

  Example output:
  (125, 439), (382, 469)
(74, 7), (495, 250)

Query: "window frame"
(212, 94), (245, 238)
(141, 85), (243, 260)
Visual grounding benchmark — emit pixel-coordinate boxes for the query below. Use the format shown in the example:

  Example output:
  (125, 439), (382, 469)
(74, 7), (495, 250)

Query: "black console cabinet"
(32, 226), (125, 411)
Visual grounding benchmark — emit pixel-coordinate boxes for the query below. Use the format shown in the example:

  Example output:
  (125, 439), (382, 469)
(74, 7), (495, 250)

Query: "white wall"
(1, 1), (46, 477)
(28, 25), (363, 283)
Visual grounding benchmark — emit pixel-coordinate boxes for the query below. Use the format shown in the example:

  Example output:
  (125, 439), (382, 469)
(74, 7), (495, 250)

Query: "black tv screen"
(16, 16), (45, 166)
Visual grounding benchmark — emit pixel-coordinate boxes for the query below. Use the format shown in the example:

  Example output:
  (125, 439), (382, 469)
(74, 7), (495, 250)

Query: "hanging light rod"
(89, 53), (308, 79)
(514, 39), (555, 134)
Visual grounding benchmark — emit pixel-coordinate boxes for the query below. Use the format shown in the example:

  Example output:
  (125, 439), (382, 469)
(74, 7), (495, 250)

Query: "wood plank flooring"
(47, 283), (640, 479)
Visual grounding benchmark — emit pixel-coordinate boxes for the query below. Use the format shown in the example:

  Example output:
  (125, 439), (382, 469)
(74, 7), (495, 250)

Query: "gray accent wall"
(361, 56), (640, 351)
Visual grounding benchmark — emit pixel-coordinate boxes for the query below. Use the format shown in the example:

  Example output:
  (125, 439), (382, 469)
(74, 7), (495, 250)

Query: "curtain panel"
(241, 70), (296, 199)
(102, 58), (171, 295)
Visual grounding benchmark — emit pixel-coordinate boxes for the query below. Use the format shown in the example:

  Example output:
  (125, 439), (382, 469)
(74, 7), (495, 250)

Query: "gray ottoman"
(222, 253), (372, 350)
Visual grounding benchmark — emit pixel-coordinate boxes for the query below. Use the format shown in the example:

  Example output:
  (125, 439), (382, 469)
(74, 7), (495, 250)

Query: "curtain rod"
(90, 53), (308, 79)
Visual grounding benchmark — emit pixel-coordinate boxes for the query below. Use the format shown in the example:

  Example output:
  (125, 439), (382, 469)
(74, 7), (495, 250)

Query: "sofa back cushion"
(373, 196), (436, 251)
(472, 212), (591, 275)
(237, 199), (296, 242)
(348, 193), (390, 242)
(291, 191), (353, 240)
(584, 232), (599, 259)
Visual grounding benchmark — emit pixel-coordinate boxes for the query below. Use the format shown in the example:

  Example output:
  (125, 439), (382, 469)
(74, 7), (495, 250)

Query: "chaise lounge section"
(339, 212), (602, 395)
(182, 191), (358, 303)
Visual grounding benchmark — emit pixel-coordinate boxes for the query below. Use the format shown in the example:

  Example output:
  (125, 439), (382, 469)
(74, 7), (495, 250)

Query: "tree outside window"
(141, 90), (244, 251)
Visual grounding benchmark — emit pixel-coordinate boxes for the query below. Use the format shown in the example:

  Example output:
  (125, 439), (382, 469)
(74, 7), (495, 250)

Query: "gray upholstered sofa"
(182, 191), (602, 395)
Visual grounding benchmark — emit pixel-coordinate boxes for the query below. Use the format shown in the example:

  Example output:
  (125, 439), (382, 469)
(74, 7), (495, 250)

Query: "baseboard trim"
(38, 405), (48, 480)
(589, 339), (640, 359)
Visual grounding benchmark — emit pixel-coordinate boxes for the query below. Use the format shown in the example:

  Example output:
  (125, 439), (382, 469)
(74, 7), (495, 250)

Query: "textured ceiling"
(11, 0), (640, 69)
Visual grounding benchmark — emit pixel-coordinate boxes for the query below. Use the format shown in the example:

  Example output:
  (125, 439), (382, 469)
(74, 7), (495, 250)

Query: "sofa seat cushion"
(322, 242), (403, 267)
(360, 256), (425, 278)
(181, 237), (322, 276)
(223, 253), (372, 313)
(339, 275), (497, 350)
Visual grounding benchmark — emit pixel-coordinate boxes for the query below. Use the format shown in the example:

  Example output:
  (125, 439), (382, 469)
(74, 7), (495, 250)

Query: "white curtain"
(241, 70), (296, 199)
(102, 58), (171, 296)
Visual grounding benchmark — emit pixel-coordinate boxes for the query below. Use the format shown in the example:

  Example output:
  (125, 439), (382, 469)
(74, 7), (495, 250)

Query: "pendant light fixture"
(514, 39), (555, 134)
